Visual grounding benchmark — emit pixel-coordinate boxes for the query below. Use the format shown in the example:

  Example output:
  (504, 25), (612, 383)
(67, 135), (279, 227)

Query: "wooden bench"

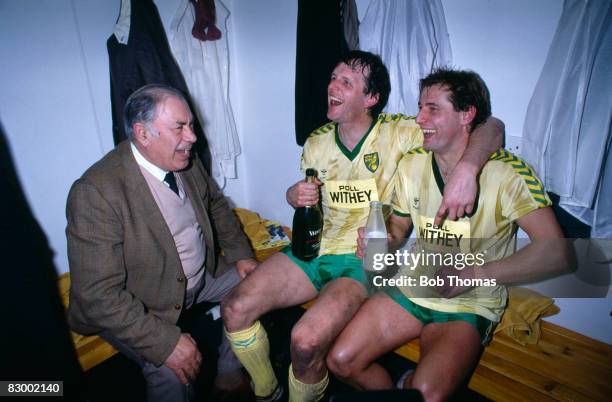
(57, 272), (118, 371)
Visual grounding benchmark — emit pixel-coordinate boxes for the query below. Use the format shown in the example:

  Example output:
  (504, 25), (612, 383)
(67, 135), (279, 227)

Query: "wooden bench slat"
(468, 364), (558, 402)
(493, 332), (612, 383)
(477, 349), (594, 402)
(394, 338), (594, 402)
(540, 321), (612, 369)
(75, 340), (119, 372)
(491, 332), (612, 390)
(57, 273), (118, 371)
(390, 320), (611, 401)
(393, 338), (420, 362)
(485, 335), (611, 401)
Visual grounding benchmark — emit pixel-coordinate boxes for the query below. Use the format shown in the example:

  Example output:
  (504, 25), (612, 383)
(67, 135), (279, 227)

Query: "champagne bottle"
(291, 169), (323, 261)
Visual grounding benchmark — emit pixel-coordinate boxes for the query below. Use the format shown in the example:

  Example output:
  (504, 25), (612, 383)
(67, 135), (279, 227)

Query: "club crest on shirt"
(364, 152), (379, 173)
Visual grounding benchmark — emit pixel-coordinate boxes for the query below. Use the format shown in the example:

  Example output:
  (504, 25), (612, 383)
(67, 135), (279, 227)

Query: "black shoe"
(255, 383), (284, 402)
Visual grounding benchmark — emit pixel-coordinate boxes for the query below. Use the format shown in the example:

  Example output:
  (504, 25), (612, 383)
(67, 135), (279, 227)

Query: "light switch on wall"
(505, 134), (522, 155)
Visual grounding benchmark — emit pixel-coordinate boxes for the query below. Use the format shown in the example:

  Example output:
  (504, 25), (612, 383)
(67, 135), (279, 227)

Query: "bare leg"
(407, 321), (482, 402)
(327, 292), (423, 390)
(221, 252), (317, 331)
(221, 252), (319, 398)
(290, 277), (368, 384)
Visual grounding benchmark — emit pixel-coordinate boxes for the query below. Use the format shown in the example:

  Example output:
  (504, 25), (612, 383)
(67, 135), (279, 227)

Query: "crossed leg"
(327, 292), (483, 402)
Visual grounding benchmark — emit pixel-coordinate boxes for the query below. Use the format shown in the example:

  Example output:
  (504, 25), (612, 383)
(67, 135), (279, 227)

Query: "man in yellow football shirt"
(222, 52), (503, 402)
(327, 68), (572, 401)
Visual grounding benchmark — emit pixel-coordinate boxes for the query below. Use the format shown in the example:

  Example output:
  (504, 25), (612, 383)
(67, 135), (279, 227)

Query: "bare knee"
(220, 288), (258, 331)
(326, 344), (359, 380)
(290, 324), (327, 371)
(411, 376), (447, 402)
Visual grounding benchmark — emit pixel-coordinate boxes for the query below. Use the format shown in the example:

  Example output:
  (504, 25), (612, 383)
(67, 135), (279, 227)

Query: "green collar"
(431, 155), (479, 217)
(334, 118), (378, 161)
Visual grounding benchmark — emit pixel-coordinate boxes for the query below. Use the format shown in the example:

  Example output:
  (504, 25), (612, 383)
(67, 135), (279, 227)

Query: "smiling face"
(416, 84), (471, 154)
(134, 95), (196, 172)
(327, 62), (378, 124)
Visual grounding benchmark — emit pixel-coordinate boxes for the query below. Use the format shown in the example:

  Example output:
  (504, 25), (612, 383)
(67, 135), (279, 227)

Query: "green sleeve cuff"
(392, 209), (410, 217)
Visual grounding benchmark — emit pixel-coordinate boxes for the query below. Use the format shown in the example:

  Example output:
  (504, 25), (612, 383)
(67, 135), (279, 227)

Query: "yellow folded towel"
(495, 287), (560, 345)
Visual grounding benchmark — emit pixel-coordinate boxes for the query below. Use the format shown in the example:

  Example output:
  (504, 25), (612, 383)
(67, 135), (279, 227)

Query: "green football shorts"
(282, 246), (366, 291)
(385, 286), (495, 344)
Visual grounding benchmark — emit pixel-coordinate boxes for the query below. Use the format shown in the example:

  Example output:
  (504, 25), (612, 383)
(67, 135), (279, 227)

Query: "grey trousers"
(101, 268), (241, 402)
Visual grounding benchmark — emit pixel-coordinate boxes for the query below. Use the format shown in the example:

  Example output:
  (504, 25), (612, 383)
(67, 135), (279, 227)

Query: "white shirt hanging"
(358, 0), (452, 116)
(522, 0), (611, 237)
(168, 0), (241, 188)
(113, 0), (131, 45)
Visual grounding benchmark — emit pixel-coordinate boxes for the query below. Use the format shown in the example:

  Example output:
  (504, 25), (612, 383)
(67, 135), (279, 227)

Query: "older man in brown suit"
(66, 84), (257, 402)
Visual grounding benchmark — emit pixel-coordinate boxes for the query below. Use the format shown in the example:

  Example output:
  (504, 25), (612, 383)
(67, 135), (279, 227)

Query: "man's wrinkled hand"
(286, 177), (322, 208)
(236, 258), (258, 279)
(435, 162), (478, 226)
(165, 334), (202, 385)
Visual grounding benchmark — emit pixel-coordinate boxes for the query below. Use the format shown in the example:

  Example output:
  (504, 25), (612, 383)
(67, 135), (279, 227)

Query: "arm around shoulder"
(437, 117), (505, 224)
(463, 116), (505, 170)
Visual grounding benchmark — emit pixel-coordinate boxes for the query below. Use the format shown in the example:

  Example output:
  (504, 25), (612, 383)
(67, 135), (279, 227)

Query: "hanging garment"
(522, 0), (611, 237)
(169, 0), (240, 187)
(190, 0), (221, 42)
(113, 0), (131, 44)
(295, 0), (354, 146)
(107, 0), (211, 171)
(342, 0), (359, 51)
(359, 0), (452, 116)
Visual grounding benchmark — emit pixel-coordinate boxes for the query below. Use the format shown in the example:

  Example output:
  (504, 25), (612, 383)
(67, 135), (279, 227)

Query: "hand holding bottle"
(286, 175), (322, 208)
(291, 169), (323, 261)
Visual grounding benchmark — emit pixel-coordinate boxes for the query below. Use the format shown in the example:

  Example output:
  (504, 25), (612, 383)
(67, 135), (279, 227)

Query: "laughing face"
(138, 96), (196, 172)
(327, 62), (377, 124)
(416, 84), (466, 154)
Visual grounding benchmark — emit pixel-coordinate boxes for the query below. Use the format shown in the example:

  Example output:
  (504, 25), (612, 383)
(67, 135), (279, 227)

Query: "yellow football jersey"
(301, 113), (423, 255)
(391, 148), (551, 322)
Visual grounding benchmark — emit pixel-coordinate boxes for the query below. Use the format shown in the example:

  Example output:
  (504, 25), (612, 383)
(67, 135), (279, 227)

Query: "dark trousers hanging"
(295, 0), (349, 146)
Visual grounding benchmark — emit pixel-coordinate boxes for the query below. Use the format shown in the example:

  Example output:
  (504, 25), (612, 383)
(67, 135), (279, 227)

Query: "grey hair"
(123, 84), (188, 140)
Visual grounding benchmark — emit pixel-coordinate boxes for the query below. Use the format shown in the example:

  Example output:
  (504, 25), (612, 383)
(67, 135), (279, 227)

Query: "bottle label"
(325, 179), (379, 209)
(308, 229), (321, 237)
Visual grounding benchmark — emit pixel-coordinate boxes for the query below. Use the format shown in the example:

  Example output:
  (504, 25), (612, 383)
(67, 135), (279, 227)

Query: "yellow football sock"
(225, 321), (278, 397)
(288, 364), (329, 402)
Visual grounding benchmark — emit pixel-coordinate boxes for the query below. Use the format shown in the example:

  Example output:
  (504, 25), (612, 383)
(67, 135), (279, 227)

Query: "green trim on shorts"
(282, 246), (366, 291)
(385, 286), (495, 344)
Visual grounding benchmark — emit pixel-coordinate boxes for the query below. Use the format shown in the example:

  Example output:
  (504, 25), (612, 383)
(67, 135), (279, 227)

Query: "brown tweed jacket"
(66, 141), (253, 366)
